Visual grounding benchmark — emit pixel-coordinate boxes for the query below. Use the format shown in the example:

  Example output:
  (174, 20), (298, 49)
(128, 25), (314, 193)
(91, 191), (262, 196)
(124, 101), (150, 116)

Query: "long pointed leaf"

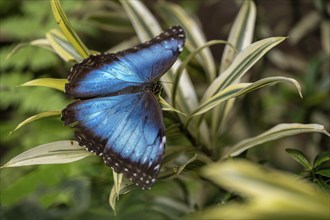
(190, 76), (302, 120)
(203, 37), (286, 146)
(220, 0), (256, 73)
(1, 141), (91, 168)
(159, 96), (187, 116)
(224, 123), (330, 158)
(202, 38), (286, 134)
(203, 37), (287, 101)
(157, 1), (216, 82)
(21, 78), (68, 92)
(215, 0), (256, 141)
(10, 111), (61, 134)
(51, 0), (89, 58)
(172, 40), (230, 108)
(46, 29), (82, 62)
(190, 83), (249, 117)
(285, 148), (313, 170)
(313, 150), (330, 168)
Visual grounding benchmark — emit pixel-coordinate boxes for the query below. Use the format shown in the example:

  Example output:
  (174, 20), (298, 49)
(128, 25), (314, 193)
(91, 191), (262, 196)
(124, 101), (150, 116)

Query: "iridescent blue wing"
(62, 26), (186, 188)
(66, 26), (185, 99)
(62, 91), (165, 189)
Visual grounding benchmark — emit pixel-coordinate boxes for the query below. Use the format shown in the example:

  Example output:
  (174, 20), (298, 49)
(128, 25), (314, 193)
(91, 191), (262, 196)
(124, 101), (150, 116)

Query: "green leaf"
(285, 148), (313, 170)
(113, 172), (123, 196)
(191, 76), (302, 117)
(159, 96), (187, 116)
(46, 29), (83, 62)
(190, 83), (249, 118)
(315, 168), (330, 178)
(220, 0), (256, 73)
(172, 40), (230, 108)
(10, 111), (61, 134)
(21, 78), (68, 92)
(313, 150), (330, 168)
(109, 172), (123, 215)
(193, 160), (329, 220)
(205, 37), (286, 134)
(215, 0), (256, 142)
(201, 37), (286, 147)
(1, 140), (91, 168)
(51, 0), (89, 58)
(224, 123), (330, 158)
(109, 183), (118, 215)
(175, 154), (197, 175)
(120, 0), (161, 40)
(314, 178), (330, 193)
(158, 153), (203, 183)
(202, 37), (287, 102)
(157, 1), (216, 82)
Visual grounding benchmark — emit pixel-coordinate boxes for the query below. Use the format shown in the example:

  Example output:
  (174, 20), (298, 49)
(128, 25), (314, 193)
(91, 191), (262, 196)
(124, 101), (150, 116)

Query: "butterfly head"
(150, 81), (163, 95)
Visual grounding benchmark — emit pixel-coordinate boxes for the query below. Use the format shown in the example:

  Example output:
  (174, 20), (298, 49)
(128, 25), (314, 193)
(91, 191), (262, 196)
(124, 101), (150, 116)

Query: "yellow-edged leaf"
(191, 76), (302, 118)
(21, 78), (68, 92)
(192, 160), (329, 220)
(175, 154), (197, 175)
(203, 37), (287, 102)
(46, 29), (82, 62)
(10, 111), (61, 134)
(159, 96), (187, 116)
(214, 0), (256, 141)
(109, 184), (118, 215)
(1, 140), (91, 168)
(190, 83), (249, 118)
(220, 0), (256, 73)
(224, 123), (330, 158)
(109, 172), (123, 215)
(157, 1), (216, 82)
(172, 40), (230, 107)
(51, 0), (89, 58)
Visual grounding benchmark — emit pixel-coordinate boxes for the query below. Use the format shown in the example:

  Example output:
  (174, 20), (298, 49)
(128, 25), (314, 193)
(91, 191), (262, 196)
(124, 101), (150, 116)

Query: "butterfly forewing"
(62, 26), (185, 189)
(66, 26), (185, 99)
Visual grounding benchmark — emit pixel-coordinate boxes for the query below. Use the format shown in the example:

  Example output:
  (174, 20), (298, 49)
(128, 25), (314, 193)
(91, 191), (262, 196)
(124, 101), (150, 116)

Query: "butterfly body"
(62, 26), (185, 189)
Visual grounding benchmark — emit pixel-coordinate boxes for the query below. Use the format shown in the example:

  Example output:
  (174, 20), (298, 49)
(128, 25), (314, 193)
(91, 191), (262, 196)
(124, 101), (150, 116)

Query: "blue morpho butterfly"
(61, 26), (185, 189)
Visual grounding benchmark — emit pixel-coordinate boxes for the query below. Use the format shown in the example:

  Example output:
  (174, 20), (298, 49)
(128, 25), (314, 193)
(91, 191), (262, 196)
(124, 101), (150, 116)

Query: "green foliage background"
(0, 0), (329, 219)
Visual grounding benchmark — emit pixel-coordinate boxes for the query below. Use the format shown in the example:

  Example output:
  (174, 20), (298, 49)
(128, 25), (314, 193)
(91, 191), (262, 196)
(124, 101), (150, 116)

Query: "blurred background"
(0, 0), (329, 219)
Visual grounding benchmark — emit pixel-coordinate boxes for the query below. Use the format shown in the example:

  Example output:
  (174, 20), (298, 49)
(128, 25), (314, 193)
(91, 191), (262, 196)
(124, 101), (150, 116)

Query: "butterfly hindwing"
(66, 26), (185, 99)
(62, 91), (165, 189)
